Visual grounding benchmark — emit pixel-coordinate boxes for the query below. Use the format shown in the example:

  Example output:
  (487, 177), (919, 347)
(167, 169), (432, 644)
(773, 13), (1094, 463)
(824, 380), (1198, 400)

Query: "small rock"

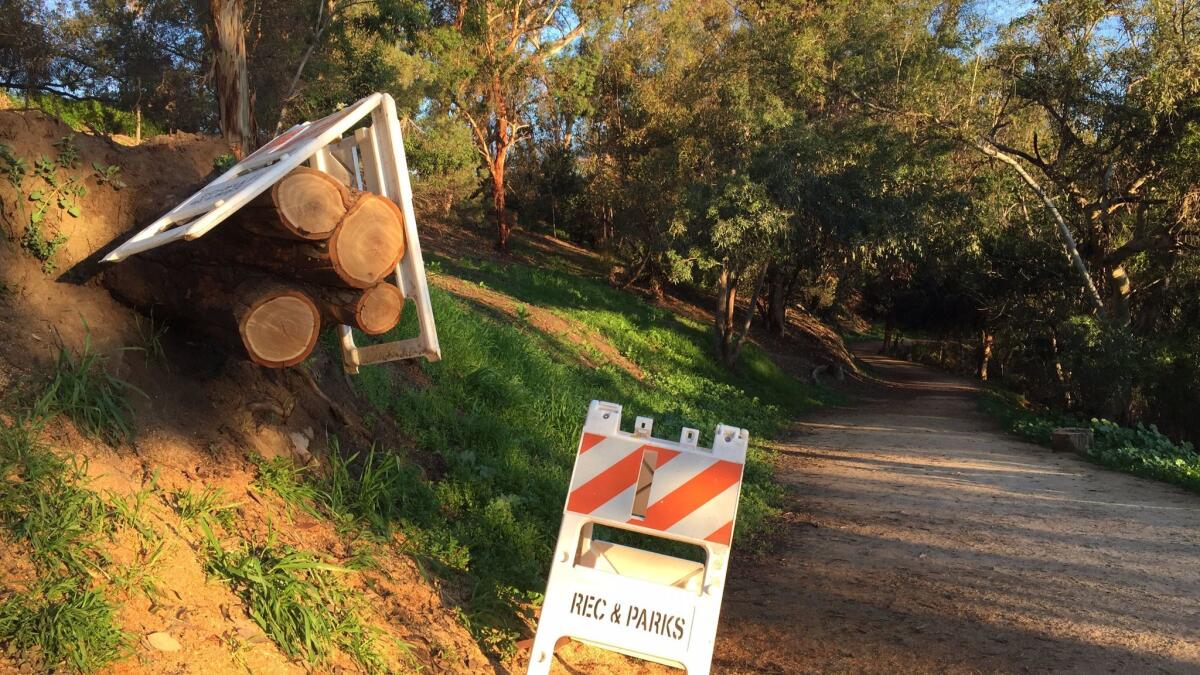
(289, 431), (313, 464)
(146, 632), (181, 652)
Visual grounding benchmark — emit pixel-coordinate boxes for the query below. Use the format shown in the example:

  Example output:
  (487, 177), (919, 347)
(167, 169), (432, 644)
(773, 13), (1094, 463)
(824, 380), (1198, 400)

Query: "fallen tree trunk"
(103, 259), (321, 368)
(229, 167), (353, 240)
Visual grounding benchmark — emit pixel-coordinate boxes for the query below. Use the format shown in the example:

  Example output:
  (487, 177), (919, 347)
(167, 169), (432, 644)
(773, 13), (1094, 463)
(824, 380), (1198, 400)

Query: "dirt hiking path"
(711, 344), (1200, 674)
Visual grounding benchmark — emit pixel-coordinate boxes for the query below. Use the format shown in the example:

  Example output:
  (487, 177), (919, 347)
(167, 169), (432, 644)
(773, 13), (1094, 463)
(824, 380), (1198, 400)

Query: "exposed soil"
(548, 343), (1200, 674)
(0, 112), (489, 674)
(712, 344), (1200, 674)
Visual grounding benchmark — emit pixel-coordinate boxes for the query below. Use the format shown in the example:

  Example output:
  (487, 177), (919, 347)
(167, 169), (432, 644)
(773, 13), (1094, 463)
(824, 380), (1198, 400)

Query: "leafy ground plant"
(982, 388), (1200, 493)
(205, 534), (390, 672)
(41, 336), (140, 446)
(0, 578), (130, 672)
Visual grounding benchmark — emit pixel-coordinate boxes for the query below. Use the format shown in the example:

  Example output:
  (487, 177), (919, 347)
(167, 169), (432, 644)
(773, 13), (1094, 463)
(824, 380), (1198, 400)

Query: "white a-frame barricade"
(528, 400), (749, 675)
(103, 92), (439, 373)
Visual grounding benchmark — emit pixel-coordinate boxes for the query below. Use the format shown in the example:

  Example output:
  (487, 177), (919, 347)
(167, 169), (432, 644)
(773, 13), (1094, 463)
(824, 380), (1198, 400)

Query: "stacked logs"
(103, 167), (407, 368)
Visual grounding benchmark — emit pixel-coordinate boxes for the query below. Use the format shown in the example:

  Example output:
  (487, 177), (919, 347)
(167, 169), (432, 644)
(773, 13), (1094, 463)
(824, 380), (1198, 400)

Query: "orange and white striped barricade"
(527, 400), (749, 675)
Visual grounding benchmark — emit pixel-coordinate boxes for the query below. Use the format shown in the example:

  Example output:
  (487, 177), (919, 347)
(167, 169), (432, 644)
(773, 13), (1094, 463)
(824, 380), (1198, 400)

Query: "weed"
(106, 486), (160, 543)
(0, 578), (130, 672)
(134, 312), (168, 362)
(109, 539), (166, 600)
(252, 456), (322, 517)
(41, 336), (139, 445)
(213, 154), (237, 173)
(172, 485), (239, 534)
(91, 162), (126, 190)
(205, 534), (386, 671)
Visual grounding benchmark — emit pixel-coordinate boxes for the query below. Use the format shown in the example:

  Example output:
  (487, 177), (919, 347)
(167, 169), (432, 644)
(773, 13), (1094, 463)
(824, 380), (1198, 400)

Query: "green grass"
(0, 578), (130, 673)
(171, 485), (239, 534)
(205, 534), (390, 672)
(0, 411), (131, 671)
(337, 254), (828, 654)
(982, 387), (1200, 492)
(252, 456), (322, 517)
(42, 338), (139, 445)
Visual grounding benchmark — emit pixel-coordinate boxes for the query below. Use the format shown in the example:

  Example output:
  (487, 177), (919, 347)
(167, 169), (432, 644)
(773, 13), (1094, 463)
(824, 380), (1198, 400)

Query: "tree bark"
(978, 330), (993, 381)
(206, 0), (256, 157)
(971, 138), (1106, 317)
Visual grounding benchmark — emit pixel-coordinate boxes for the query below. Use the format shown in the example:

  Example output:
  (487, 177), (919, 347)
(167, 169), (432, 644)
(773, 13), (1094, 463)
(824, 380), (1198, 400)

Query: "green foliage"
(0, 410), (131, 672)
(0, 578), (130, 673)
(205, 535), (388, 672)
(91, 162), (126, 190)
(12, 91), (166, 138)
(982, 388), (1200, 494)
(252, 456), (322, 517)
(42, 337), (139, 446)
(212, 154), (237, 173)
(171, 485), (239, 533)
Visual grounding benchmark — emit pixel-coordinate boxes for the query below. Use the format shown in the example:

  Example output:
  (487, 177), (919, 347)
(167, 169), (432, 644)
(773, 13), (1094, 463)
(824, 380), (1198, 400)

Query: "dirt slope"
(0, 111), (488, 673)
(712, 343), (1200, 674)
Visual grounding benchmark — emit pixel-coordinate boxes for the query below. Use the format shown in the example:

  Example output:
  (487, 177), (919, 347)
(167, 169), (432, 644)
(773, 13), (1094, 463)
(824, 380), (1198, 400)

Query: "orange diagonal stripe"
(579, 433), (606, 454)
(566, 447), (645, 514)
(704, 520), (735, 546)
(636, 460), (743, 531)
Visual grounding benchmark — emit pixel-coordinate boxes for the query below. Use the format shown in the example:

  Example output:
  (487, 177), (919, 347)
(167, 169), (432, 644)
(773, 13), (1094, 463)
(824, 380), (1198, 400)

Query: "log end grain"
(329, 194), (406, 287)
(239, 291), (321, 368)
(357, 282), (405, 335)
(275, 168), (352, 239)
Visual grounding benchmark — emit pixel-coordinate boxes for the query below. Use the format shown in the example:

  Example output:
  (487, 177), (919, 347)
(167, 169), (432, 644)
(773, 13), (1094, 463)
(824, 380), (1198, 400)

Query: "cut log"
(230, 167), (353, 240)
(1051, 427), (1093, 455)
(328, 193), (407, 286)
(235, 280), (321, 368)
(180, 192), (404, 288)
(308, 282), (405, 335)
(102, 259), (321, 368)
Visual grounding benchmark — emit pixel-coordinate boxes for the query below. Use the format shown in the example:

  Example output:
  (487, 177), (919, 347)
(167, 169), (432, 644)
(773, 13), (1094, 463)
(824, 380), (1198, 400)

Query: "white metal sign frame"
(528, 400), (749, 675)
(103, 93), (440, 372)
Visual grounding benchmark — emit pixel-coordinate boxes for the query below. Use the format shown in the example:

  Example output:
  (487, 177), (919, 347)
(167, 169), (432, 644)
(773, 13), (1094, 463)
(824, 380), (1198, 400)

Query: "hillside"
(0, 111), (845, 673)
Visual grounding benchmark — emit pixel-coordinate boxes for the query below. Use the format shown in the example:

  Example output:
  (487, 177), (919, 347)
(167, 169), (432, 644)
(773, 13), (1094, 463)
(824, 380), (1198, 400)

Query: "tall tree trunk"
(1050, 325), (1072, 409)
(881, 316), (895, 355)
(491, 75), (513, 253)
(725, 266), (768, 365)
(978, 330), (993, 381)
(207, 0), (255, 157)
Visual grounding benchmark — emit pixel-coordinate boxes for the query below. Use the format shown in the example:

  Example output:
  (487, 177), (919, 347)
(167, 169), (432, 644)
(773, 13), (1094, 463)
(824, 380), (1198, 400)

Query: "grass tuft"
(41, 337), (139, 445)
(0, 578), (130, 672)
(252, 456), (322, 517)
(205, 534), (391, 671)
